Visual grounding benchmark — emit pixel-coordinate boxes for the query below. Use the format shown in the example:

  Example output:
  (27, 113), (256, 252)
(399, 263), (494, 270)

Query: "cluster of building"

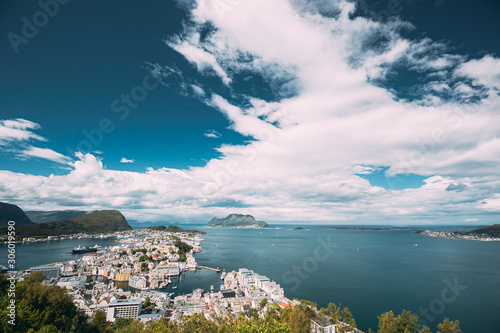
(419, 230), (500, 241)
(17, 228), (361, 332)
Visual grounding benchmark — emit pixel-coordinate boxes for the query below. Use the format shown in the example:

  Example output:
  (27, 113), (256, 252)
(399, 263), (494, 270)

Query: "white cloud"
(457, 55), (500, 91)
(2, 1), (500, 224)
(204, 130), (221, 138)
(167, 37), (232, 85)
(0, 118), (46, 145)
(120, 157), (135, 164)
(19, 146), (73, 165)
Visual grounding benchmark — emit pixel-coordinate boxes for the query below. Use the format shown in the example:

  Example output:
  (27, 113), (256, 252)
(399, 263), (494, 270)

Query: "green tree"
(260, 298), (268, 309)
(114, 319), (144, 333)
(394, 310), (420, 333)
(419, 326), (432, 333)
(91, 310), (107, 332)
(320, 303), (341, 323)
(378, 310), (397, 333)
(341, 307), (357, 328)
(113, 317), (132, 330)
(143, 296), (151, 308)
(437, 318), (461, 333)
(0, 272), (89, 333)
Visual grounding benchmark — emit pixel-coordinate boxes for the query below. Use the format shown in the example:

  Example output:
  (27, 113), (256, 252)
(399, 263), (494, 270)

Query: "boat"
(68, 244), (100, 254)
(172, 286), (178, 289)
(414, 244), (418, 247)
(220, 270), (227, 280)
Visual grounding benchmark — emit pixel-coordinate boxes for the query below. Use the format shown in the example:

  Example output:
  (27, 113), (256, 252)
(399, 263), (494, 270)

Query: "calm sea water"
(2, 226), (499, 332)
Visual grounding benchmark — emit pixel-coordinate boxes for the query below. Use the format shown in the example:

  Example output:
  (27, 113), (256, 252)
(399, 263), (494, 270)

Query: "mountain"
(208, 214), (269, 228)
(2, 210), (131, 238)
(25, 210), (90, 223)
(0, 202), (36, 227)
(467, 224), (500, 238)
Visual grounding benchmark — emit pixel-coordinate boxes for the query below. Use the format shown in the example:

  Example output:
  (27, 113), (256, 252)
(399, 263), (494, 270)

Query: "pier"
(198, 266), (221, 272)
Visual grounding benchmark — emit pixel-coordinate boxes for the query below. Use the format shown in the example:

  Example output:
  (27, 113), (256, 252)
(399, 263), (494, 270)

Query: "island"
(147, 224), (206, 235)
(414, 224), (500, 241)
(329, 227), (390, 231)
(208, 214), (269, 228)
(293, 227), (307, 230)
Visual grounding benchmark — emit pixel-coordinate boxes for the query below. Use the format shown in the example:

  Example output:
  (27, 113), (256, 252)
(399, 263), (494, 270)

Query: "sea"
(1, 225), (499, 332)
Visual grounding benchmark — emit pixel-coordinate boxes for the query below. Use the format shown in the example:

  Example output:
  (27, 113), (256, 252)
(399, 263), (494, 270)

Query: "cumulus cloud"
(3, 1), (500, 224)
(120, 157), (135, 164)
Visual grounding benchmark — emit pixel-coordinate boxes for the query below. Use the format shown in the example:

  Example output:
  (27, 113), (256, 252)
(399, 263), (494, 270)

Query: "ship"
(220, 270), (227, 280)
(68, 244), (100, 254)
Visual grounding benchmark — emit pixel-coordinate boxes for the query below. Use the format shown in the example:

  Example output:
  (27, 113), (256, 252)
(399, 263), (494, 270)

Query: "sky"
(1, 0), (500, 225)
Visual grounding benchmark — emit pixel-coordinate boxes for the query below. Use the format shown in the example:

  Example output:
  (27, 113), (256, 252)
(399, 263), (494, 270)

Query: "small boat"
(172, 286), (178, 289)
(220, 270), (227, 280)
(414, 244), (418, 247)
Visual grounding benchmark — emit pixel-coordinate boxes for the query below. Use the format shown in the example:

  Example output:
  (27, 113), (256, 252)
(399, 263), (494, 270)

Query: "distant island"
(293, 227), (307, 230)
(147, 224), (206, 235)
(208, 214), (269, 228)
(0, 209), (131, 239)
(330, 227), (390, 231)
(415, 224), (500, 241)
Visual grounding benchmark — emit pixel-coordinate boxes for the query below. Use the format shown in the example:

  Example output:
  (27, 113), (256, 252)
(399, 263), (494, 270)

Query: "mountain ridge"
(0, 202), (36, 227)
(1, 209), (131, 238)
(208, 214), (268, 228)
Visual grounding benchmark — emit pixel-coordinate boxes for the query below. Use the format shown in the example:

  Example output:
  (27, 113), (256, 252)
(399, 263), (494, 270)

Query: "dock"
(198, 266), (221, 272)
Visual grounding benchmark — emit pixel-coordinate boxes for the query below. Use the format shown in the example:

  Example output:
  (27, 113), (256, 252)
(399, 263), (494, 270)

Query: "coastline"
(415, 229), (500, 242)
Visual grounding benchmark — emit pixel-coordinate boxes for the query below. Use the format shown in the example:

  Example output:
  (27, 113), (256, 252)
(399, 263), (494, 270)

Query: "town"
(11, 228), (359, 332)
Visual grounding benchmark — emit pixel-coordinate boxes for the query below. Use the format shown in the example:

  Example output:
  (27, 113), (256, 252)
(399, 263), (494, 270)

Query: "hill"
(208, 214), (268, 228)
(0, 202), (35, 227)
(147, 225), (206, 235)
(2, 210), (131, 238)
(25, 210), (90, 223)
(467, 224), (500, 238)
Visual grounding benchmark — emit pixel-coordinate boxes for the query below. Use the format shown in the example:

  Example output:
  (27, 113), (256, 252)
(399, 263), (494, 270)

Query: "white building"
(106, 298), (142, 322)
(56, 275), (86, 290)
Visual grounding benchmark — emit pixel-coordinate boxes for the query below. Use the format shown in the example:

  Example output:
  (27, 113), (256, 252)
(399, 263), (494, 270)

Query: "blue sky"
(1, 0), (500, 224)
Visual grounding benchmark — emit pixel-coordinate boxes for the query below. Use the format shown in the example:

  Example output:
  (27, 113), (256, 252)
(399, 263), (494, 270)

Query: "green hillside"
(0, 202), (35, 227)
(25, 209), (90, 223)
(147, 224), (206, 234)
(467, 224), (500, 238)
(2, 210), (131, 238)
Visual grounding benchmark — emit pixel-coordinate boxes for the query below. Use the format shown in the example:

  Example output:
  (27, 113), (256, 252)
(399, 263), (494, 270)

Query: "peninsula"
(414, 224), (500, 241)
(208, 214), (269, 228)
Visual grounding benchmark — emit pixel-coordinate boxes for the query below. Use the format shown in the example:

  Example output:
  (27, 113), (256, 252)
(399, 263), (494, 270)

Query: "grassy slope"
(2, 210), (131, 238)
